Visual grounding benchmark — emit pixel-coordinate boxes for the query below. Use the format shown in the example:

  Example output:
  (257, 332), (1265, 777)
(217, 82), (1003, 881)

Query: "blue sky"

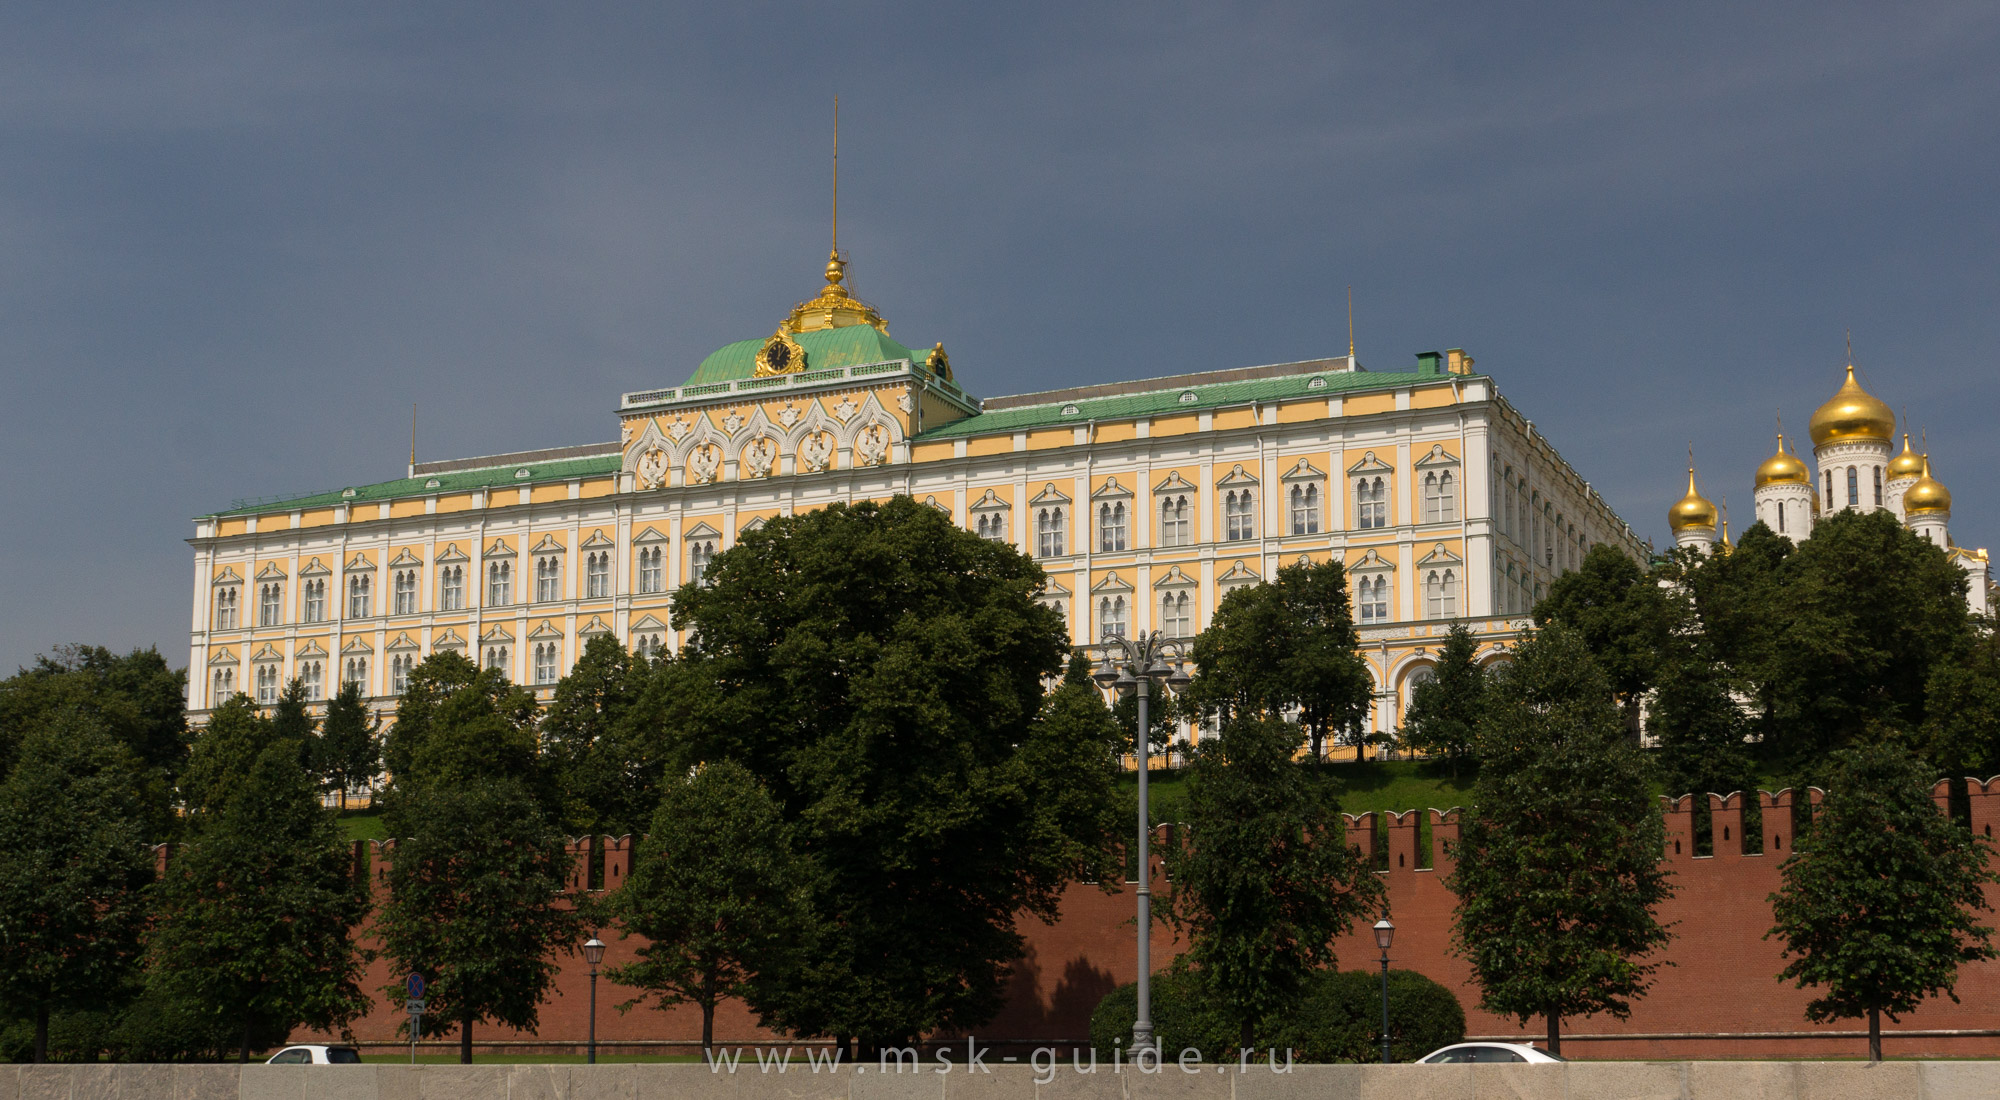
(3, 2), (1996, 672)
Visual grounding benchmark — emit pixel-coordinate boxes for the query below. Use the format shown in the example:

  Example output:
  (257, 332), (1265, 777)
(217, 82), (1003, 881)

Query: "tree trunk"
(1868, 1005), (1882, 1063)
(1240, 1017), (1255, 1057)
(1545, 1011), (1561, 1058)
(701, 1001), (715, 1057)
(240, 1024), (252, 1063)
(1357, 734), (1366, 762)
(461, 1012), (473, 1064)
(33, 1003), (47, 1064)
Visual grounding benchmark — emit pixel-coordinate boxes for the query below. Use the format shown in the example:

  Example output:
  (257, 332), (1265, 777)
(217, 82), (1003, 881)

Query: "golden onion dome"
(1754, 434), (1811, 488)
(1808, 364), (1895, 447)
(1669, 468), (1719, 531)
(1887, 432), (1926, 481)
(1904, 455), (1952, 515)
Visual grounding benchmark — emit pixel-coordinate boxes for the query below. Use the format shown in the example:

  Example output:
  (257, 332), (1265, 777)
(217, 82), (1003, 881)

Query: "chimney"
(1445, 348), (1473, 374)
(1416, 351), (1443, 375)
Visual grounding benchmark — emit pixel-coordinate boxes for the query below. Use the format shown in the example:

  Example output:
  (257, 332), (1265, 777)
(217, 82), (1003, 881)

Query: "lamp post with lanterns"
(582, 936), (606, 1064)
(1373, 917), (1395, 1063)
(1091, 631), (1193, 1056)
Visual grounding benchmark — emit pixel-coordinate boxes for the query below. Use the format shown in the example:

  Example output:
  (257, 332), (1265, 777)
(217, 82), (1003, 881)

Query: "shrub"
(1089, 965), (1464, 1063)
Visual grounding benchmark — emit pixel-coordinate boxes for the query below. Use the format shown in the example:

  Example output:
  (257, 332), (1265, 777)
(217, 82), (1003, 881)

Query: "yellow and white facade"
(189, 250), (1646, 743)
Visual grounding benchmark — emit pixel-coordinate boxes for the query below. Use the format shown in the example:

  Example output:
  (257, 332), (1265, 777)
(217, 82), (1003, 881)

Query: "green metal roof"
(912, 368), (1478, 441)
(686, 326), (929, 386)
(205, 453), (622, 518)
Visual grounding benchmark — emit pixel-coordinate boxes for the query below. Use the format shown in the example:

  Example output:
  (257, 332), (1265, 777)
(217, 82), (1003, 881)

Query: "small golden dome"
(1669, 468), (1719, 531)
(1754, 434), (1811, 488)
(1808, 364), (1895, 447)
(1887, 432), (1925, 481)
(1905, 455), (1952, 515)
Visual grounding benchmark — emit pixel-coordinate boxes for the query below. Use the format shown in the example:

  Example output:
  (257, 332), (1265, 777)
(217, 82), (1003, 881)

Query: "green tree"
(179, 695), (285, 819)
(1448, 625), (1673, 1056)
(1924, 626), (2000, 778)
(0, 645), (187, 838)
(1534, 543), (1673, 734)
(1768, 741), (1998, 1062)
(667, 496), (1104, 1049)
(0, 722), (153, 1061)
(381, 652), (543, 804)
(376, 778), (586, 1063)
(608, 760), (809, 1055)
(1764, 510), (1974, 761)
(1164, 715), (1385, 1049)
(1678, 521), (1793, 744)
(146, 742), (371, 1060)
(1399, 622), (1487, 776)
(1650, 636), (1758, 803)
(1187, 560), (1372, 760)
(314, 681), (380, 808)
(269, 676), (316, 745)
(540, 635), (661, 837)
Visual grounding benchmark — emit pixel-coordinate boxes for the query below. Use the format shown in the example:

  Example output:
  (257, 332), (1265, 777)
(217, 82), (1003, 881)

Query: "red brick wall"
(304, 782), (2000, 1059)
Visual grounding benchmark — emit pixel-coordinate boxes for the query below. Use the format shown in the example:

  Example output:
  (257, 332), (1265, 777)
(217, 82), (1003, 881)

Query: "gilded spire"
(1670, 454), (1719, 532)
(781, 96), (889, 335)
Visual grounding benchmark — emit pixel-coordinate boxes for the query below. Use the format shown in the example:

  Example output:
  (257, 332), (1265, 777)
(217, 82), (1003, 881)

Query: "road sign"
(406, 973), (426, 999)
(407, 999), (426, 1015)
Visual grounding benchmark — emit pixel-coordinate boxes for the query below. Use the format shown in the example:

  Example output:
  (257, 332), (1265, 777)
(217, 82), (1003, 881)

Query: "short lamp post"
(583, 937), (606, 1065)
(1373, 917), (1395, 1064)
(1091, 631), (1192, 1056)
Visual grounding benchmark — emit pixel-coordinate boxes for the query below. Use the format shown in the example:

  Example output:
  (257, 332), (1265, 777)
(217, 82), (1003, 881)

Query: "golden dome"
(1669, 468), (1719, 531)
(1905, 455), (1952, 515)
(1754, 434), (1811, 488)
(783, 250), (890, 335)
(1887, 432), (1926, 481)
(1808, 364), (1895, 447)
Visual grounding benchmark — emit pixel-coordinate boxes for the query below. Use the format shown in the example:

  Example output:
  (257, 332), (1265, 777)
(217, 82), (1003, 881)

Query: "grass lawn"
(340, 808), (387, 841)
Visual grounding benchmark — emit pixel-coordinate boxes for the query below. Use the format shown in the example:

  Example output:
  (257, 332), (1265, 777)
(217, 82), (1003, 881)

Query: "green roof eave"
(687, 326), (927, 386)
(203, 453), (623, 519)
(913, 370), (1485, 441)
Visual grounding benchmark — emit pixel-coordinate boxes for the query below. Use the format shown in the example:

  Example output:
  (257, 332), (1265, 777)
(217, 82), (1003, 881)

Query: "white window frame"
(585, 552), (611, 599)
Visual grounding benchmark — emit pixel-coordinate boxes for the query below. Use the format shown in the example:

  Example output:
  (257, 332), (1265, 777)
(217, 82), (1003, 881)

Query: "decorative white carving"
(897, 392), (914, 414)
(688, 443), (721, 484)
(832, 397), (860, 422)
(742, 435), (777, 479)
(778, 403), (802, 429)
(722, 410), (745, 434)
(636, 446), (670, 490)
(801, 431), (834, 473)
(854, 422), (890, 467)
(667, 417), (691, 441)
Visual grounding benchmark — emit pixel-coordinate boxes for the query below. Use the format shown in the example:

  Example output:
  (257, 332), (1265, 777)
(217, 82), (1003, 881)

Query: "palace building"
(187, 247), (1645, 748)
(1667, 361), (1991, 615)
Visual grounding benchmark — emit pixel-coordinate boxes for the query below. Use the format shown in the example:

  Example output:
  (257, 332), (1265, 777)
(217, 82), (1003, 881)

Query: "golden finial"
(1347, 285), (1355, 360)
(410, 404), (417, 467)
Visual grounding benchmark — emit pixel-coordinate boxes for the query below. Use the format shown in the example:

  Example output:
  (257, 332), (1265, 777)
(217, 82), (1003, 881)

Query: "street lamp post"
(1373, 917), (1395, 1064)
(1092, 631), (1192, 1056)
(583, 937), (606, 1065)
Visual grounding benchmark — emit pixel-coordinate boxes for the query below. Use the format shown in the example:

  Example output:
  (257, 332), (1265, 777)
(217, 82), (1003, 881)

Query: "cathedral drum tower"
(1751, 433), (1812, 540)
(1807, 363), (1896, 515)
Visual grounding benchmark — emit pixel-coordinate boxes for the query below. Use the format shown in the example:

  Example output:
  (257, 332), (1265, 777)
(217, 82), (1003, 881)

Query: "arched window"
(483, 646), (509, 676)
(1422, 473), (1440, 523)
(1036, 508), (1066, 558)
(1824, 469), (1834, 505)
(1356, 478), (1388, 529)
(533, 643), (559, 685)
(259, 584), (281, 627)
(344, 657), (366, 690)
(1425, 571), (1443, 618)
(688, 541), (716, 586)
(1872, 466), (1883, 508)
(302, 579), (325, 623)
(1099, 595), (1128, 639)
(1290, 484), (1320, 535)
(301, 660), (323, 700)
(1441, 570), (1458, 617)
(254, 665), (277, 705)
(390, 655), (411, 695)
(1099, 501), (1128, 553)
(1437, 471), (1456, 522)
(586, 552), (611, 599)
(1161, 591), (1192, 637)
(638, 547), (664, 593)
(392, 570), (417, 615)
(535, 556), (561, 602)
(1224, 489), (1254, 541)
(1358, 575), (1390, 623)
(1161, 495), (1191, 547)
(214, 587), (239, 630)
(1776, 501), (1787, 534)
(1847, 466), (1859, 508)
(346, 575), (371, 619)
(434, 567), (459, 611)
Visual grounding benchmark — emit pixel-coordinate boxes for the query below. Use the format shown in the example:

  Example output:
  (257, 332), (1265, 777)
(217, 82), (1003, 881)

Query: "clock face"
(764, 339), (791, 370)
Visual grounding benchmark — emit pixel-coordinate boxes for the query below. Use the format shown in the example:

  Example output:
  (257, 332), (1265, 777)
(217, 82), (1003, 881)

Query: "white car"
(264, 1045), (363, 1065)
(1416, 1042), (1565, 1064)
